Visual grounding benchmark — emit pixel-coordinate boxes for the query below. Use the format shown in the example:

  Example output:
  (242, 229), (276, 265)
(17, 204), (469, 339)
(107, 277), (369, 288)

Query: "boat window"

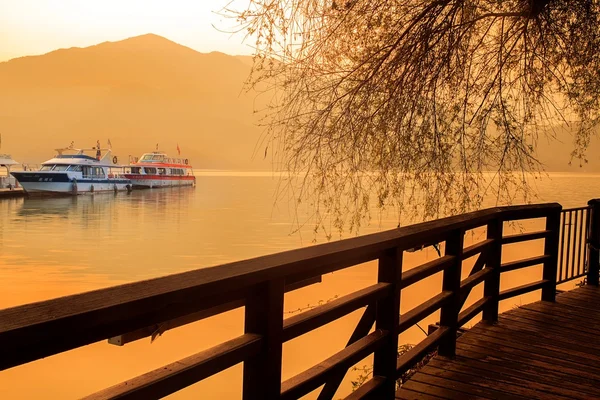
(144, 167), (157, 174)
(85, 167), (104, 178)
(158, 168), (166, 175)
(141, 154), (153, 161)
(131, 167), (141, 174)
(54, 165), (69, 171)
(67, 165), (82, 172)
(152, 155), (163, 161)
(40, 165), (54, 171)
(94, 167), (105, 177)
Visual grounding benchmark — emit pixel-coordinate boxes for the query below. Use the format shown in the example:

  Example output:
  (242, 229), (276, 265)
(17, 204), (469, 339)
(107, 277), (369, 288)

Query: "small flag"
(107, 139), (112, 149)
(177, 143), (181, 155)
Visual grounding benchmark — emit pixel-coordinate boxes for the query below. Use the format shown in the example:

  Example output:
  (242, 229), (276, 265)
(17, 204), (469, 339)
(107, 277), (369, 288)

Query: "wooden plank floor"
(396, 285), (600, 399)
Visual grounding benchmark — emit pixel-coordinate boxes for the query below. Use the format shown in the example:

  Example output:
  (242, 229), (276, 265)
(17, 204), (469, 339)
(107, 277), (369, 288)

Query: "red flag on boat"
(177, 143), (181, 155)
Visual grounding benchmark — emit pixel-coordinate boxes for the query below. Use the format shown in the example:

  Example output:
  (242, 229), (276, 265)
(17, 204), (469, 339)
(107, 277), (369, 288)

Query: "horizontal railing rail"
(1, 200), (591, 400)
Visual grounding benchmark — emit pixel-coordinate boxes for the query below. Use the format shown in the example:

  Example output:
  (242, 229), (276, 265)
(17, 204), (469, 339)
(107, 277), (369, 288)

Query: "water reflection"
(0, 173), (597, 399)
(16, 196), (79, 218)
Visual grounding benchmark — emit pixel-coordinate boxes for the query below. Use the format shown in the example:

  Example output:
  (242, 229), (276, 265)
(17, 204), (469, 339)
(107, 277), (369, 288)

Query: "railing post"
(373, 247), (403, 399)
(243, 279), (285, 400)
(587, 199), (600, 286)
(542, 206), (562, 301)
(438, 229), (464, 358)
(483, 217), (503, 324)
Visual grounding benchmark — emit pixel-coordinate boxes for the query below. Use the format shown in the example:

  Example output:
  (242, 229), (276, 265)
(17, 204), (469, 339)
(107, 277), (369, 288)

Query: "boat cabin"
(39, 164), (120, 178)
(129, 166), (188, 175)
(130, 152), (192, 176)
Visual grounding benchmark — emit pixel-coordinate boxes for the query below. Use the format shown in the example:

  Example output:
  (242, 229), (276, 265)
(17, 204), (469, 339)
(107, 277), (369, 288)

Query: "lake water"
(1, 171), (598, 399)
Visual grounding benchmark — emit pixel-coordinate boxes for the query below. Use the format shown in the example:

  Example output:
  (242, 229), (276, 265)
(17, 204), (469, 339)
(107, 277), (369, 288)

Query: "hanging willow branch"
(228, 0), (600, 235)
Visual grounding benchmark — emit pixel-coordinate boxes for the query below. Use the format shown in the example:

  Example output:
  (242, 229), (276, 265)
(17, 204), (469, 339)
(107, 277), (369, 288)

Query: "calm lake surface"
(1, 171), (598, 399)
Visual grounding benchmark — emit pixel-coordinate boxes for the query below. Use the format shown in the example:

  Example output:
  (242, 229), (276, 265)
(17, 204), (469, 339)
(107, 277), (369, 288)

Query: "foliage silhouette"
(229, 0), (600, 234)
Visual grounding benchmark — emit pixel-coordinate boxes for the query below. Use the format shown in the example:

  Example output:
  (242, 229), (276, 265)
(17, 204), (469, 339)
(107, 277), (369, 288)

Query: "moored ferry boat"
(11, 147), (131, 195)
(123, 151), (195, 188)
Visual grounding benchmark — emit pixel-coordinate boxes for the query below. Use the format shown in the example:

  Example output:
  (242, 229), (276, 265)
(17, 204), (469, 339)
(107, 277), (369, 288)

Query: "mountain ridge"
(0, 33), (271, 170)
(0, 33), (597, 172)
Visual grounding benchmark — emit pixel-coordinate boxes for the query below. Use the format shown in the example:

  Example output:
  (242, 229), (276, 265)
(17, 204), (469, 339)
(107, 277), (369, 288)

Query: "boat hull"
(11, 172), (131, 195)
(122, 174), (195, 189)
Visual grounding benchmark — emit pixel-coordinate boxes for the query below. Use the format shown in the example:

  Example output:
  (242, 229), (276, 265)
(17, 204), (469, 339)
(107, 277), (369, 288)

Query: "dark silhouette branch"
(227, 0), (600, 235)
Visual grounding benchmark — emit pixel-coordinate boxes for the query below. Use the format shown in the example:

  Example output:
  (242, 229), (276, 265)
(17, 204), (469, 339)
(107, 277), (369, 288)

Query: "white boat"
(11, 147), (132, 195)
(0, 153), (20, 189)
(123, 151), (195, 188)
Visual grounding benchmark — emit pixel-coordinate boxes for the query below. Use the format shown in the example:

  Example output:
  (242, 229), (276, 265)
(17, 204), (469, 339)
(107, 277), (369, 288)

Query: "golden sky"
(0, 0), (250, 62)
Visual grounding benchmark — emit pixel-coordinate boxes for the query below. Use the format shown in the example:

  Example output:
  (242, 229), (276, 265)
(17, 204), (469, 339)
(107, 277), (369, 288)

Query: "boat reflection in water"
(16, 196), (79, 219)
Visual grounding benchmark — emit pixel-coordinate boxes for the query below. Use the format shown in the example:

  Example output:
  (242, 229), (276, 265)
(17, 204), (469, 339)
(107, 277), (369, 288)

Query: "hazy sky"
(0, 0), (251, 61)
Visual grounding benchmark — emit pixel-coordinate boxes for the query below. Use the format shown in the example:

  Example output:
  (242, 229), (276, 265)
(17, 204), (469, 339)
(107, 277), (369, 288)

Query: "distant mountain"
(0, 34), (597, 172)
(0, 34), (271, 170)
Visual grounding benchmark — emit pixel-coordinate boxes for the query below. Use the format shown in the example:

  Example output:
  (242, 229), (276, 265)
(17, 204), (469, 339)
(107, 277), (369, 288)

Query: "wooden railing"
(3, 200), (598, 400)
(556, 199), (600, 285)
(557, 205), (591, 284)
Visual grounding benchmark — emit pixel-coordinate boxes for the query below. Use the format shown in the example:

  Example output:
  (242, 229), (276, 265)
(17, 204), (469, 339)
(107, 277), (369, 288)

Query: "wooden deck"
(397, 285), (600, 400)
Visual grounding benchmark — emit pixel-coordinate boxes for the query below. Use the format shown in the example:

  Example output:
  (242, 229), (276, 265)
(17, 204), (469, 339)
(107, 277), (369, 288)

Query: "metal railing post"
(587, 199), (600, 286)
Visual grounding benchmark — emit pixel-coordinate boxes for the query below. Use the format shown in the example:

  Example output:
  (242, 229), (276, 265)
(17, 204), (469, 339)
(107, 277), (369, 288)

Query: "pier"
(0, 199), (599, 399)
(0, 188), (26, 199)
